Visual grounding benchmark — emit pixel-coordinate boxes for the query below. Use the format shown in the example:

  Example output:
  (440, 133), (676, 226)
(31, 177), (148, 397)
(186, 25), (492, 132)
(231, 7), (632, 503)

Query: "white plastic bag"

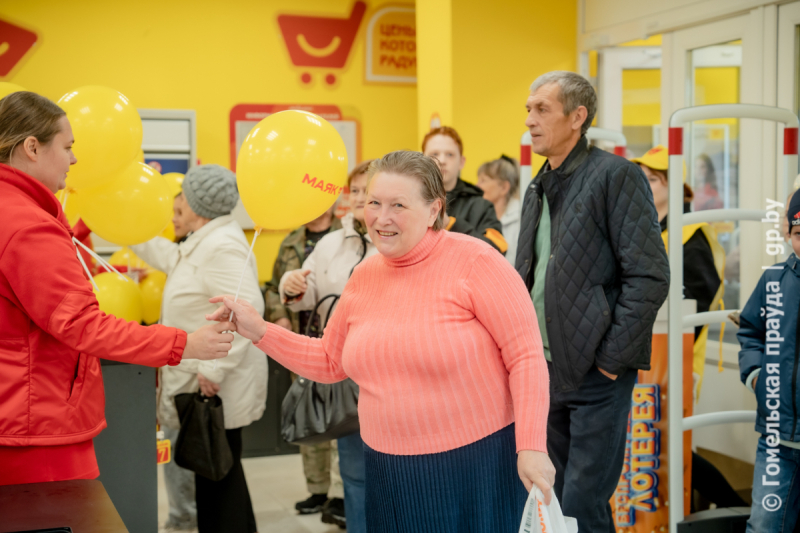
(518, 488), (579, 533)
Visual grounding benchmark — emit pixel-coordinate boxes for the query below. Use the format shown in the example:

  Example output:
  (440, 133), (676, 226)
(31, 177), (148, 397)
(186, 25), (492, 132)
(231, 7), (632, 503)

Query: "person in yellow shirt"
(633, 145), (746, 511)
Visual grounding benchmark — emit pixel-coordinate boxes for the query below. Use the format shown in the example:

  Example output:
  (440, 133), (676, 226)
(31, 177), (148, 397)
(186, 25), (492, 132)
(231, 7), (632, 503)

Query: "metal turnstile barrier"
(667, 104), (799, 533)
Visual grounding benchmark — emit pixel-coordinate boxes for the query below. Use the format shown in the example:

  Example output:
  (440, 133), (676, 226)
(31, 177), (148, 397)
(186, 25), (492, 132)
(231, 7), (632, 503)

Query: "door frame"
(661, 7), (777, 304)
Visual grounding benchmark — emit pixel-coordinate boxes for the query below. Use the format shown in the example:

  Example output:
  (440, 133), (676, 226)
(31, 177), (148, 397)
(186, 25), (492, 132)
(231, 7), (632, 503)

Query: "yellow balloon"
(0, 82), (26, 100)
(160, 222), (176, 242)
(108, 246), (152, 272)
(55, 189), (81, 227)
(140, 271), (167, 325)
(136, 149), (145, 163)
(236, 110), (348, 229)
(162, 172), (184, 198)
(58, 86), (143, 190)
(245, 229), (290, 284)
(93, 272), (143, 323)
(74, 162), (172, 246)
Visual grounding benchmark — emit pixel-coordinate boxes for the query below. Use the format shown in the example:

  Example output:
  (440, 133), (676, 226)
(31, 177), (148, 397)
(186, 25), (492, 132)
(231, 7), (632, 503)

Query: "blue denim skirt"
(364, 423), (527, 533)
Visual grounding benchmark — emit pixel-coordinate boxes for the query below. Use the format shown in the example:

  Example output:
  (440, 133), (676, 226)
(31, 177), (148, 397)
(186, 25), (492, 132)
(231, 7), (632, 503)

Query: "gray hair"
(530, 71), (597, 136)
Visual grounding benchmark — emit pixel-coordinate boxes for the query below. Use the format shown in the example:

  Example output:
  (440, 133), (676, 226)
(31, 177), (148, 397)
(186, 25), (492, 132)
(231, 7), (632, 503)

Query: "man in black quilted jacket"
(516, 71), (669, 532)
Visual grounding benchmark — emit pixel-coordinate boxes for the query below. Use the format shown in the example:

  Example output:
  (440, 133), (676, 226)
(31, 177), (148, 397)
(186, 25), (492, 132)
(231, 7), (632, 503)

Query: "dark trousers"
(547, 362), (637, 533)
(195, 427), (257, 533)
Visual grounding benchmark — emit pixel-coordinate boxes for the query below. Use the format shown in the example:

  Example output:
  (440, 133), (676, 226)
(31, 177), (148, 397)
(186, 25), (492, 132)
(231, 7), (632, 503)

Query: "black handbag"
(173, 392), (233, 481)
(280, 293), (361, 445)
(281, 376), (360, 445)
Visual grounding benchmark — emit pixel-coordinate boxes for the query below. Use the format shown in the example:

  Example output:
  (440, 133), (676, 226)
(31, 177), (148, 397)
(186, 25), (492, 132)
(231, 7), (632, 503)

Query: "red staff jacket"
(0, 163), (186, 447)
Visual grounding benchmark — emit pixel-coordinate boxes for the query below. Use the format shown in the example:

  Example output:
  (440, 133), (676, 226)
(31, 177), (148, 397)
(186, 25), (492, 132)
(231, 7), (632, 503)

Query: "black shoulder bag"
(280, 233), (367, 445)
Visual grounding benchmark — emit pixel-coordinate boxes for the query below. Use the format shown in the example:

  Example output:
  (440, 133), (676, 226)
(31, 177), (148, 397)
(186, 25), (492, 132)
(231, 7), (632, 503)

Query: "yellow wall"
(1, 0), (419, 168)
(452, 0), (577, 180)
(416, 0), (576, 181)
(416, 0), (453, 135)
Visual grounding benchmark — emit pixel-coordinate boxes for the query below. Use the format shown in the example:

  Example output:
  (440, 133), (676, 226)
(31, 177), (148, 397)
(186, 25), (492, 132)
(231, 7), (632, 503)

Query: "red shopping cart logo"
(0, 19), (38, 79)
(277, 1), (366, 86)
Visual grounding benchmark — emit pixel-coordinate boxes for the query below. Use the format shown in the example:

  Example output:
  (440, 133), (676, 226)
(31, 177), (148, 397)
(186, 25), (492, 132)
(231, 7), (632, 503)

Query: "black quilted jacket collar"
(515, 138), (670, 391)
(542, 136), (591, 178)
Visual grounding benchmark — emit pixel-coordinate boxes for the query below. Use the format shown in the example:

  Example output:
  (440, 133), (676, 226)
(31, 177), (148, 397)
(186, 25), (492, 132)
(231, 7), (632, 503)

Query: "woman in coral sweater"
(208, 151), (553, 532)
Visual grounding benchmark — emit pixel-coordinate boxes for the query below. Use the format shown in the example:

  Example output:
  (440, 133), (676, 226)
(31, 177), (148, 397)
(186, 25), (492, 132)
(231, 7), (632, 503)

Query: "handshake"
(182, 296), (268, 361)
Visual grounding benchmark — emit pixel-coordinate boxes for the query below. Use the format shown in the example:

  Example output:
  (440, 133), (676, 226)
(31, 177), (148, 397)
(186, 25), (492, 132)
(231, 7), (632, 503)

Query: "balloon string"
(75, 245), (100, 291)
(214, 227), (261, 371)
(128, 253), (139, 283)
(72, 237), (128, 282)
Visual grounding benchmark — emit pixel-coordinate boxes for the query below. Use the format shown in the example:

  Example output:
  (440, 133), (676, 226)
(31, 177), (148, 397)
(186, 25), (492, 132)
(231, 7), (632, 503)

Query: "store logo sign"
(277, 2), (367, 86)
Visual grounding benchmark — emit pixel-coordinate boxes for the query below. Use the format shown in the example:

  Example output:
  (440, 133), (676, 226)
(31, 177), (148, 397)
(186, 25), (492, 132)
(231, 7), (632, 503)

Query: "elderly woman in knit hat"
(208, 151), (553, 533)
(133, 164), (266, 533)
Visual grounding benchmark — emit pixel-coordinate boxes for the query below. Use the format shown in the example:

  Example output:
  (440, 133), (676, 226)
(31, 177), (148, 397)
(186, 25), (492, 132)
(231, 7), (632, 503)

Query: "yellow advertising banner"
(612, 332), (694, 531)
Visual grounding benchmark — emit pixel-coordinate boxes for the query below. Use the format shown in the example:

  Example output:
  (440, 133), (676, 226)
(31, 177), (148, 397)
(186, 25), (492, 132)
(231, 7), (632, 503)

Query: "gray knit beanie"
(182, 164), (239, 219)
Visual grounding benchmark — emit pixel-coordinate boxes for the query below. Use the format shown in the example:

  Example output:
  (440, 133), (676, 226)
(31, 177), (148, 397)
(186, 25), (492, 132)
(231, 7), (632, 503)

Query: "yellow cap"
(631, 144), (687, 181)
(631, 145), (668, 171)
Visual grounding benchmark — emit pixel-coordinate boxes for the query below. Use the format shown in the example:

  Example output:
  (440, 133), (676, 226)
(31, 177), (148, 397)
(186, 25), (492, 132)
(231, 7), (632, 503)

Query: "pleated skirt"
(364, 423), (527, 533)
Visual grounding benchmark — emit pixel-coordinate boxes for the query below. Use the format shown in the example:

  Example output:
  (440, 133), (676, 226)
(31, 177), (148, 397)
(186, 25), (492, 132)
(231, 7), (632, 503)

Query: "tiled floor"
(157, 454), (341, 533)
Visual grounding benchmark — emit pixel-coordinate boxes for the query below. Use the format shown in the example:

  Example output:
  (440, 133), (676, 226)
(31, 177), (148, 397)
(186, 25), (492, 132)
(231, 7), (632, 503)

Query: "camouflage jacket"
(265, 218), (342, 333)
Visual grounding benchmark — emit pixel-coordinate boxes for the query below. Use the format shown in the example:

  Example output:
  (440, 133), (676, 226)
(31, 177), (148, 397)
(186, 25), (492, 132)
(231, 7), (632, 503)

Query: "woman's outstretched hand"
(207, 296), (267, 343)
(183, 322), (236, 360)
(518, 450), (556, 504)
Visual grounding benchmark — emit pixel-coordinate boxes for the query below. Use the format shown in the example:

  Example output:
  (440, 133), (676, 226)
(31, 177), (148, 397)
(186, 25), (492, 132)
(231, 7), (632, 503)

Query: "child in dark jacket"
(737, 190), (800, 533)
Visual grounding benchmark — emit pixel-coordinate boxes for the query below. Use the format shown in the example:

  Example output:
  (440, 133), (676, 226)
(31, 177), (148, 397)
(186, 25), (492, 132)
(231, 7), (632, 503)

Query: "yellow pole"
(416, 0), (453, 146)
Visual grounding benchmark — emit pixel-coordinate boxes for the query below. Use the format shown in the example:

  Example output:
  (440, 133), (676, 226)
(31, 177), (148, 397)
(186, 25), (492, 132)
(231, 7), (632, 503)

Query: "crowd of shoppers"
(4, 68), (781, 533)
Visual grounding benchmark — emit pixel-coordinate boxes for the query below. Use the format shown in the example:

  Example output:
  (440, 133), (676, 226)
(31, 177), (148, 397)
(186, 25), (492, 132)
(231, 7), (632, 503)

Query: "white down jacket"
(279, 213), (377, 327)
(132, 215), (266, 430)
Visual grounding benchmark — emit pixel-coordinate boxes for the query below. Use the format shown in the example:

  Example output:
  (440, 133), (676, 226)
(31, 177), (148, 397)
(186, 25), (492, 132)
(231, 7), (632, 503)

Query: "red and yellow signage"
(277, 2), (366, 86)
(157, 438), (171, 465)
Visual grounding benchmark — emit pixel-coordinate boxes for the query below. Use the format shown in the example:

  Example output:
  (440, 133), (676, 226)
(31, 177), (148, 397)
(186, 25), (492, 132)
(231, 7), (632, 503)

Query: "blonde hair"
(478, 156), (520, 202)
(0, 92), (66, 164)
(367, 151), (448, 231)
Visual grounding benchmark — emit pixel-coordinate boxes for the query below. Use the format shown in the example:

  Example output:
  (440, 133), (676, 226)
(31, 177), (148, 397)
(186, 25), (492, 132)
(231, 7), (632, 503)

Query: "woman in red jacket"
(0, 91), (236, 486)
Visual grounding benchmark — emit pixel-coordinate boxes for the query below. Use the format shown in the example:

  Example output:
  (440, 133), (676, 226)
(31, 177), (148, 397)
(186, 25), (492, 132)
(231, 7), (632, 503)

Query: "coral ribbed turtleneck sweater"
(256, 229), (549, 455)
